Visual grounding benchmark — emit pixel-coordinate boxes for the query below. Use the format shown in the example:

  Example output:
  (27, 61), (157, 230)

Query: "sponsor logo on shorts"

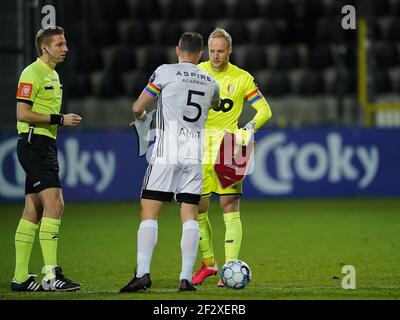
(33, 181), (41, 187)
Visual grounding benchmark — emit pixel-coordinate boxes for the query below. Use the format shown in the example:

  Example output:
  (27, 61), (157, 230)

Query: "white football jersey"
(146, 62), (220, 161)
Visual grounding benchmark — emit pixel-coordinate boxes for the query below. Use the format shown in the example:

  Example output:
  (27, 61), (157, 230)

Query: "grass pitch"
(0, 198), (399, 300)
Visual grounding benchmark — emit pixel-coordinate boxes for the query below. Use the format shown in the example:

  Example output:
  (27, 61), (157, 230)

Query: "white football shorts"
(141, 156), (202, 204)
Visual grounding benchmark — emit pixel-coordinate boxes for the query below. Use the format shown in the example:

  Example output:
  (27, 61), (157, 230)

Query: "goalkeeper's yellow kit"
(198, 61), (272, 195)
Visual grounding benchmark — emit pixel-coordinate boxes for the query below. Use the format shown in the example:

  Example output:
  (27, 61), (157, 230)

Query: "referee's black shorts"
(17, 133), (61, 195)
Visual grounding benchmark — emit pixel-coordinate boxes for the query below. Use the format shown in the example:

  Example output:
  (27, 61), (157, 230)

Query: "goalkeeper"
(192, 28), (272, 287)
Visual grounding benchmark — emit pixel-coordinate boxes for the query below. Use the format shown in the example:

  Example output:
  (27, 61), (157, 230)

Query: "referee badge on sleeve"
(17, 83), (33, 98)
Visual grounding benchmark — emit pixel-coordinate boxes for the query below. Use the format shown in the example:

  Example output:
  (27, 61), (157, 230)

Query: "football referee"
(12, 26), (82, 292)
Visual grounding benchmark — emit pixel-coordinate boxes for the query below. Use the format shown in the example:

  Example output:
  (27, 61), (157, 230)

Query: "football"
(221, 260), (252, 289)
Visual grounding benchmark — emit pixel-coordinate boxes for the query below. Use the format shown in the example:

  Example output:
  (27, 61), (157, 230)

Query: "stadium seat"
(386, 19), (400, 42)
(108, 0), (130, 19)
(242, 46), (268, 72)
(254, 20), (284, 45)
(122, 20), (152, 46)
(374, 70), (394, 94)
(393, 0), (400, 16)
(343, 45), (357, 69)
(320, 6), (356, 44)
(127, 71), (151, 98)
(91, 0), (129, 20)
(96, 71), (126, 98)
(298, 71), (324, 96)
(224, 21), (250, 45)
(263, 0), (292, 19)
(322, 0), (337, 18)
(130, 0), (161, 20)
(375, 43), (400, 69)
(308, 46), (334, 70)
(63, 22), (85, 49)
(89, 21), (119, 47)
(192, 21), (216, 41)
(343, 70), (357, 95)
(199, 0), (227, 20)
(262, 72), (291, 97)
(368, 20), (383, 41)
(231, 0), (260, 19)
(157, 21), (184, 45)
(265, 0), (321, 44)
(63, 0), (83, 24)
(371, 0), (390, 16)
(74, 49), (104, 72)
(68, 73), (92, 99)
(108, 46), (137, 73)
(142, 47), (169, 72)
(314, 16), (357, 45)
(314, 18), (334, 45)
(293, 0), (324, 45)
(163, 0), (195, 20)
(276, 47), (302, 70)
(328, 69), (357, 95)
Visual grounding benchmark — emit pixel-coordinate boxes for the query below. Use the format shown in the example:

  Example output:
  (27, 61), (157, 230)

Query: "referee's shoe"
(42, 266), (82, 292)
(119, 273), (152, 292)
(11, 275), (43, 292)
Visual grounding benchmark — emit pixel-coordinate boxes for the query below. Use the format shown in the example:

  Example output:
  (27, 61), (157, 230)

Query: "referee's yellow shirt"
(16, 58), (63, 139)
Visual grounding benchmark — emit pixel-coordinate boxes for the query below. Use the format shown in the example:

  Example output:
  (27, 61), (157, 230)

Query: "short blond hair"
(208, 28), (232, 48)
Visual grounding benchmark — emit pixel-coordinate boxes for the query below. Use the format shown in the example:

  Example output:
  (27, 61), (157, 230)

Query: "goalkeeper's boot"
(192, 261), (218, 285)
(11, 275), (43, 292)
(179, 279), (197, 292)
(42, 266), (82, 292)
(217, 279), (225, 287)
(120, 273), (152, 293)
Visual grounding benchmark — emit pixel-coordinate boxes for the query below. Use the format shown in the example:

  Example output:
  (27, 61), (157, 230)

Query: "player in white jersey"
(120, 32), (220, 293)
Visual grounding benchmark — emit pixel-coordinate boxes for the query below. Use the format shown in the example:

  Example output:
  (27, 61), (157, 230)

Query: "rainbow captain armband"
(245, 88), (263, 105)
(144, 82), (161, 98)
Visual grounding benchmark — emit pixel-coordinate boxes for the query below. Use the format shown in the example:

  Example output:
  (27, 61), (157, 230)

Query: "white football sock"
(136, 219), (158, 278)
(180, 220), (200, 281)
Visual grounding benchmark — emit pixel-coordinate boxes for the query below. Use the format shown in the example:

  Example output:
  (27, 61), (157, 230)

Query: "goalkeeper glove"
(243, 120), (256, 131)
(234, 121), (256, 146)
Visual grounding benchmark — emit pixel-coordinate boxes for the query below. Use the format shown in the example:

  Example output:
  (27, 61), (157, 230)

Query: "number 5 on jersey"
(184, 90), (205, 122)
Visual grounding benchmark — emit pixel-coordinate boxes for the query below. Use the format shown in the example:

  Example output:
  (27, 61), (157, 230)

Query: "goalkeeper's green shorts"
(201, 163), (242, 197)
